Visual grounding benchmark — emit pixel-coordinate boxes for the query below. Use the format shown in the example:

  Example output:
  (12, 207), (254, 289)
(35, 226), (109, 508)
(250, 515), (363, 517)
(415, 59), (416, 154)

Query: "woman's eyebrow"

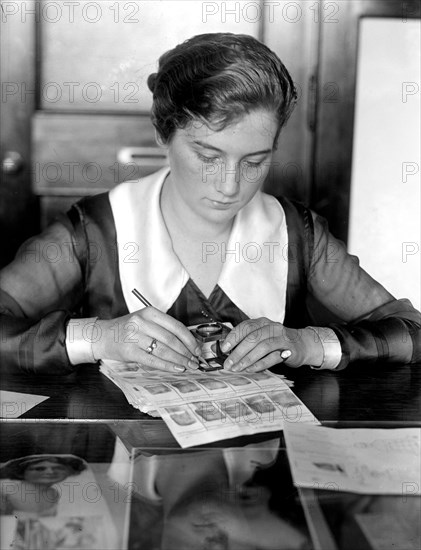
(192, 139), (272, 156)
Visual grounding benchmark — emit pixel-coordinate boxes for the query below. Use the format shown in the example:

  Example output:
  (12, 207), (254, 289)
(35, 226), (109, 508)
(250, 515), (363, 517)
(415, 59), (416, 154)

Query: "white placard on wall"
(348, 18), (420, 309)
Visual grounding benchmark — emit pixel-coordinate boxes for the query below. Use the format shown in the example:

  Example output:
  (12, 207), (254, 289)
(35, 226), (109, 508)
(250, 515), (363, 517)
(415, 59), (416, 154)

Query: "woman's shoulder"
(67, 191), (112, 223)
(272, 195), (313, 220)
(270, 194), (316, 246)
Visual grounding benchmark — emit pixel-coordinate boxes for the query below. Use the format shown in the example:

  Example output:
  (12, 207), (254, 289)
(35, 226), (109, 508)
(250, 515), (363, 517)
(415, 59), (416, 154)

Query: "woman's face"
(165, 109), (279, 224)
(23, 460), (72, 485)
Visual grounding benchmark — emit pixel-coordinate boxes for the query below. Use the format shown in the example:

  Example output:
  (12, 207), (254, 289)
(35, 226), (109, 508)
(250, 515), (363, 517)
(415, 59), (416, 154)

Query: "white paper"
(157, 389), (319, 448)
(284, 424), (421, 494)
(0, 390), (49, 418)
(101, 360), (319, 448)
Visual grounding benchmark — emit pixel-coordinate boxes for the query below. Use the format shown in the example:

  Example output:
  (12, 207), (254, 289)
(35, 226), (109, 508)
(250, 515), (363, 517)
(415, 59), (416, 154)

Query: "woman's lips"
(207, 199), (237, 209)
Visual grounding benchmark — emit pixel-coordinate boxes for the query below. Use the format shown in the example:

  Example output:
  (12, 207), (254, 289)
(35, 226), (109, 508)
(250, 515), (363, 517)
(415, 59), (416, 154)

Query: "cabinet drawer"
(32, 112), (167, 196)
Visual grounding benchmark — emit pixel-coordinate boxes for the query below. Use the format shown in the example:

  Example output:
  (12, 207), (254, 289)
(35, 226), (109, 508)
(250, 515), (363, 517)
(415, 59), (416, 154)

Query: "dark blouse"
(0, 193), (419, 375)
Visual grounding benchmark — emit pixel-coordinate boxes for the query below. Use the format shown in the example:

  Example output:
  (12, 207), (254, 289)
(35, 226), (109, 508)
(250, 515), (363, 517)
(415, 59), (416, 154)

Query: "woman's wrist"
(91, 319), (111, 362)
(65, 317), (99, 365)
(305, 326), (342, 370)
(300, 327), (325, 367)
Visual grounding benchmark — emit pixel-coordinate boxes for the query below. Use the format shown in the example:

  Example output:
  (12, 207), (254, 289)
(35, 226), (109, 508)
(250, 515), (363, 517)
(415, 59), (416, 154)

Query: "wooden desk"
(1, 361), (420, 422)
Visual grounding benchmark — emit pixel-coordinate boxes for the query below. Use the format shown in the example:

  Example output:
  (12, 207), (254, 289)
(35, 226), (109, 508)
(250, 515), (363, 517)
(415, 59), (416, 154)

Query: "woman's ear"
(155, 129), (165, 148)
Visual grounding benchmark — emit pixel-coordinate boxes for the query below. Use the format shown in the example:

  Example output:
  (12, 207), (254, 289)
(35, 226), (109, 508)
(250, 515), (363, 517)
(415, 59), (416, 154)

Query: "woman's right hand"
(91, 308), (201, 373)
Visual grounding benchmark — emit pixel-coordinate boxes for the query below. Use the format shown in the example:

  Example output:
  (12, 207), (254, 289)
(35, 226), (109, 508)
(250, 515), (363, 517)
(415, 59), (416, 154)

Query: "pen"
(132, 288), (207, 367)
(132, 288), (152, 307)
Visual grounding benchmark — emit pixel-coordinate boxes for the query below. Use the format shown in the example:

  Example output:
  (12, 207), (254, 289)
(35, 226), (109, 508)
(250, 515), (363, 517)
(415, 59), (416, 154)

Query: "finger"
(146, 339), (199, 370)
(145, 309), (201, 355)
(128, 329), (199, 371)
(246, 350), (298, 372)
(225, 335), (278, 371)
(223, 323), (278, 370)
(147, 324), (201, 367)
(127, 346), (189, 373)
(133, 309), (201, 356)
(219, 318), (273, 354)
(243, 351), (285, 372)
(243, 350), (294, 373)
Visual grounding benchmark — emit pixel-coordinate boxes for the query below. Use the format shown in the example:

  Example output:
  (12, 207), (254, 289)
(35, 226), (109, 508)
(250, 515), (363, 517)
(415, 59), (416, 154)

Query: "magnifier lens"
(196, 323), (223, 337)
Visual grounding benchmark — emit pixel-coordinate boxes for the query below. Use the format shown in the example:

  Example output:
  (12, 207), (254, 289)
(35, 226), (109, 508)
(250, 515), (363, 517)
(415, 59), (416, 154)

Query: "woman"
(0, 33), (419, 375)
(0, 454), (86, 516)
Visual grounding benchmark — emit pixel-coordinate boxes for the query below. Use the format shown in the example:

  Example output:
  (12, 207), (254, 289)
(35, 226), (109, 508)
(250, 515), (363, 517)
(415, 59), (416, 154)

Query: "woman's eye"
(244, 160), (263, 168)
(197, 153), (219, 164)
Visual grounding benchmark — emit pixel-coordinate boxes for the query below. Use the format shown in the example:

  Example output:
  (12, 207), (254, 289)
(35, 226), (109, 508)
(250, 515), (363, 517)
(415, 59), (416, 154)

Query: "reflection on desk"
(300, 487), (421, 550)
(1, 421), (420, 550)
(1, 361), (420, 424)
(0, 422), (311, 550)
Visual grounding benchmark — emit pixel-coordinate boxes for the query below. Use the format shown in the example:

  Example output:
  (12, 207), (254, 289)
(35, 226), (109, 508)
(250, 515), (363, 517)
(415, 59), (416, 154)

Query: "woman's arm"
(307, 212), (421, 369)
(218, 210), (420, 372)
(0, 222), (84, 374)
(0, 210), (200, 375)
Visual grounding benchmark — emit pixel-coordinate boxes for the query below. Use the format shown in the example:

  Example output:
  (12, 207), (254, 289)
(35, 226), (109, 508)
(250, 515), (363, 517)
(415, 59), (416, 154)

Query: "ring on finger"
(146, 338), (158, 354)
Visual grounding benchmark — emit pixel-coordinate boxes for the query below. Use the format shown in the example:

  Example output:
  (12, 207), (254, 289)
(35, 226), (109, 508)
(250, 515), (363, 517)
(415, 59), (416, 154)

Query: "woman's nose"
(216, 162), (240, 196)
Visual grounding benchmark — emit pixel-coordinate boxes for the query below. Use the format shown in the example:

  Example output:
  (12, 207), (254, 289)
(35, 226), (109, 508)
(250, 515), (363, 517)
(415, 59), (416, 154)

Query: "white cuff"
(65, 318), (99, 365)
(306, 326), (342, 370)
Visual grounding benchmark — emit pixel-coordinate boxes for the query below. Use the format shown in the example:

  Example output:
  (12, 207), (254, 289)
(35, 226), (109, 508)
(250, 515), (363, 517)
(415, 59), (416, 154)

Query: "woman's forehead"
(179, 110), (278, 152)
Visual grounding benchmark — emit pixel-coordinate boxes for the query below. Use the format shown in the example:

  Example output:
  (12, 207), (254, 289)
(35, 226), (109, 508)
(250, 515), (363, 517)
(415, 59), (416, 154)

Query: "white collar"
(109, 167), (288, 322)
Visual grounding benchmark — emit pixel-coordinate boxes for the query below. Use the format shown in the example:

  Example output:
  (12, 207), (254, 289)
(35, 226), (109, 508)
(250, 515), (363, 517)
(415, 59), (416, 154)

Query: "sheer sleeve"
(0, 221), (84, 374)
(307, 212), (421, 369)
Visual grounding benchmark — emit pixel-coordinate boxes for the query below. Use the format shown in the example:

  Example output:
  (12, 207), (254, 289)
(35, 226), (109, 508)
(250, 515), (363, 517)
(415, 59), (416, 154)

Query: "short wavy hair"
(148, 33), (297, 144)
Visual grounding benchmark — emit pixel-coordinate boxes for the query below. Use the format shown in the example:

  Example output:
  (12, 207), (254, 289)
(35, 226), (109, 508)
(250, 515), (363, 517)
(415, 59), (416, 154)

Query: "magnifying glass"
(196, 322), (223, 338)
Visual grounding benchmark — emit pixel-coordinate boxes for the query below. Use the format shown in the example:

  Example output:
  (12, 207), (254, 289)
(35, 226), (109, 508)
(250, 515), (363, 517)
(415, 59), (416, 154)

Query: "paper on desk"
(0, 390), (49, 418)
(100, 360), (320, 447)
(284, 424), (421, 494)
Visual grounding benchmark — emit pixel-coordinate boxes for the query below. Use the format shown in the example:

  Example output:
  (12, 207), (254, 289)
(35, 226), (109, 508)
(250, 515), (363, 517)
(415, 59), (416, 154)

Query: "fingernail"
(224, 358), (233, 370)
(220, 340), (231, 352)
(188, 360), (199, 369)
(281, 350), (292, 359)
(195, 346), (202, 355)
(232, 363), (241, 372)
(174, 365), (186, 372)
(190, 355), (199, 363)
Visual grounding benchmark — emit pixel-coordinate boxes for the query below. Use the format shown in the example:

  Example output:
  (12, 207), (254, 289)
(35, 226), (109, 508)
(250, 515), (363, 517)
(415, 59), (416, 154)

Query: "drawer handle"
(117, 147), (167, 166)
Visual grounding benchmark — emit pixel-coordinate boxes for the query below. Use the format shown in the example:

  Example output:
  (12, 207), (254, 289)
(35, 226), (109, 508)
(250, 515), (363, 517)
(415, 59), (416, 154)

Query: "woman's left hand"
(219, 318), (324, 372)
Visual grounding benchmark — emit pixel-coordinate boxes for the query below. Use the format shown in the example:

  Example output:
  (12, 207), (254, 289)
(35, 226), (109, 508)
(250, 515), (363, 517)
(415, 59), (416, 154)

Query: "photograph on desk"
(0, 422), (128, 550)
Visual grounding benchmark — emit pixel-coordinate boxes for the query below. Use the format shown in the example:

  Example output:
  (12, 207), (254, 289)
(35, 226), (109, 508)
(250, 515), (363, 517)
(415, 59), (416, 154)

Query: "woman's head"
(1, 454), (87, 483)
(148, 33), (297, 145)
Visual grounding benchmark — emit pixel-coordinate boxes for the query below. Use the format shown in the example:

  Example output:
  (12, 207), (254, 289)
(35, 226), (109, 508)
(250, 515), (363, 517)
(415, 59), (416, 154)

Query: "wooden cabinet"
(1, 1), (317, 265)
(3, 1), (417, 270)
